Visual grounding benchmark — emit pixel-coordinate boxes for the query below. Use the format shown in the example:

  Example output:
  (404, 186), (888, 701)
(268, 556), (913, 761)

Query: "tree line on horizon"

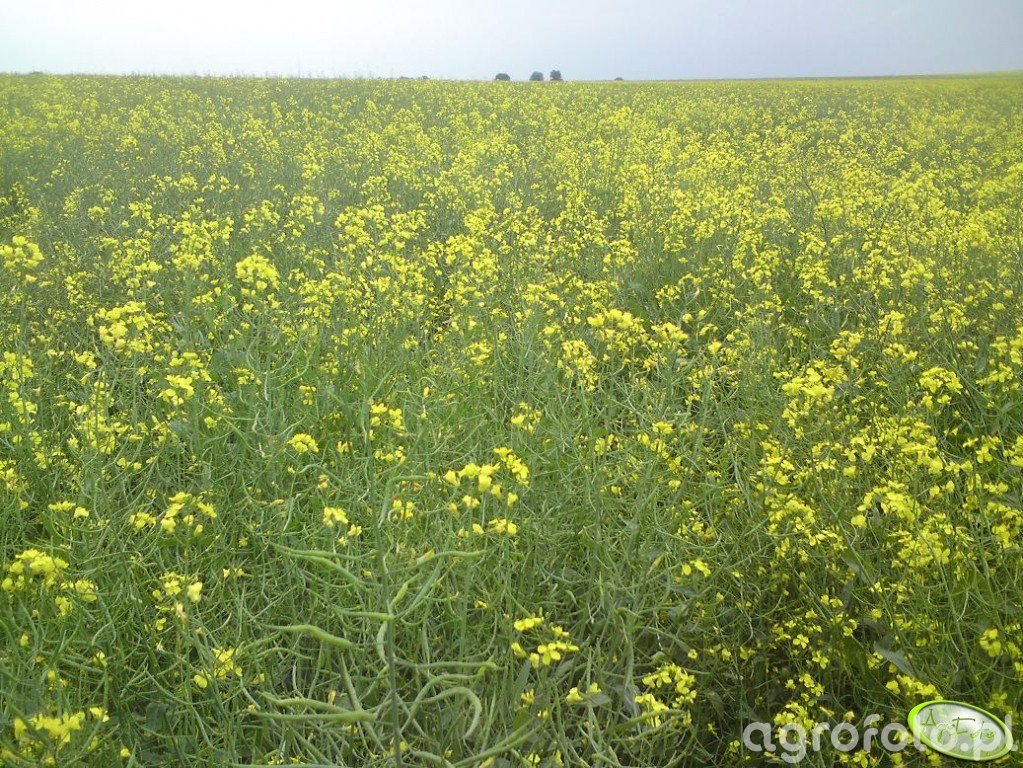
(494, 71), (628, 82)
(494, 70), (562, 82)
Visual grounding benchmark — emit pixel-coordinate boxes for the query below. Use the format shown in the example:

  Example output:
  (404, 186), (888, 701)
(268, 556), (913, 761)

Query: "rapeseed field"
(1, 74), (1022, 766)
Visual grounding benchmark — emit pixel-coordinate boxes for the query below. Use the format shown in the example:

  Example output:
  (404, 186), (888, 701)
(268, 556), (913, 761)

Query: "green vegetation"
(1, 74), (1022, 766)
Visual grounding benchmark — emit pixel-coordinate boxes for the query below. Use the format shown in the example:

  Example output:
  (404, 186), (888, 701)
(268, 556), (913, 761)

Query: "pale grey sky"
(1, 0), (1020, 80)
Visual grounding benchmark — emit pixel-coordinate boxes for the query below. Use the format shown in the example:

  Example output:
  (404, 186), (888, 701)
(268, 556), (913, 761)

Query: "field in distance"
(1, 73), (1022, 766)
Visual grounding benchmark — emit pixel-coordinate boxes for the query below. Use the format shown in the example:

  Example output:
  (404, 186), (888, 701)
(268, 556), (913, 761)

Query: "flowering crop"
(1, 73), (1022, 766)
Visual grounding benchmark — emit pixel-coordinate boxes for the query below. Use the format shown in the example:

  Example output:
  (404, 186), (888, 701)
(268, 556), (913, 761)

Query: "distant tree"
(494, 73), (511, 81)
(549, 70), (563, 81)
(529, 71), (544, 82)
(614, 77), (624, 81)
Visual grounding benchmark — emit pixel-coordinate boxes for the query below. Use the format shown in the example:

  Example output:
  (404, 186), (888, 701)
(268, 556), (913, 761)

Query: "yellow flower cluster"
(288, 432), (319, 454)
(130, 491), (216, 536)
(443, 447), (529, 515)
(635, 663), (697, 728)
(235, 252), (280, 295)
(193, 647), (242, 689)
(1, 235), (44, 282)
(91, 301), (162, 353)
(8, 707), (108, 764)
(2, 548), (67, 590)
(511, 615), (580, 668)
(2, 548), (98, 616)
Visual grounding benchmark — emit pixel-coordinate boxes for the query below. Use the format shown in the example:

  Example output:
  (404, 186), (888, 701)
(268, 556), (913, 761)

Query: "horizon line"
(2, 67), (1022, 83)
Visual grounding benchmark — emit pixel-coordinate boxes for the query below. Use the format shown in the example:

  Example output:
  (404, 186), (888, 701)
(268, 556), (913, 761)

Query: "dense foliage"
(1, 74), (1022, 766)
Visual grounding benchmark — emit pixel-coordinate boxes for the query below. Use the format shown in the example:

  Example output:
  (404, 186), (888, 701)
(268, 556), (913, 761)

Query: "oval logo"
(908, 700), (1013, 762)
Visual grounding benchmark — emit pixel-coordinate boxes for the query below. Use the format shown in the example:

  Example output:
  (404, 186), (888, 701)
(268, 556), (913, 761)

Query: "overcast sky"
(1, 0), (1020, 81)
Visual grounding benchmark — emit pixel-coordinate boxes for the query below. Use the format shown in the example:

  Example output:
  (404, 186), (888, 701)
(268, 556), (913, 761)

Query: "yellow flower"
(288, 433), (319, 454)
(1, 236), (44, 282)
(514, 615), (544, 632)
(487, 517), (518, 536)
(323, 506), (349, 527)
(235, 253), (280, 294)
(980, 628), (1003, 658)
